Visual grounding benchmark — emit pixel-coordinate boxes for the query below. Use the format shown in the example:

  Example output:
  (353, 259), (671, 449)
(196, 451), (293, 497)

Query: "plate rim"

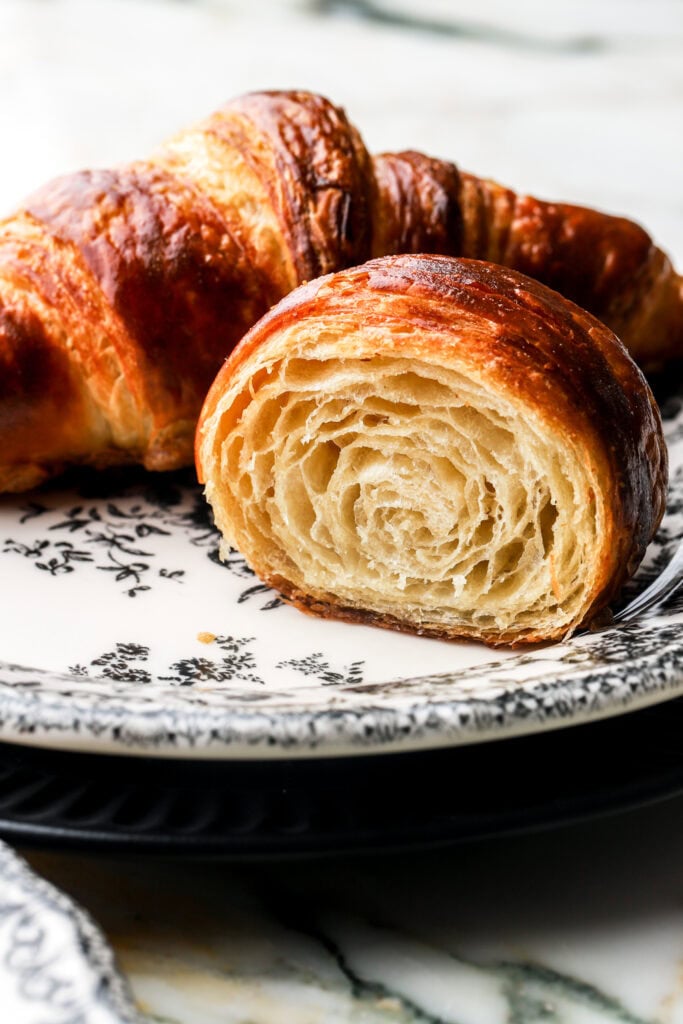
(0, 614), (681, 759)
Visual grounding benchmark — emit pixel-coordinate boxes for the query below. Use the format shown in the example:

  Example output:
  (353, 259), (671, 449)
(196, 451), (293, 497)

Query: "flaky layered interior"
(203, 331), (608, 643)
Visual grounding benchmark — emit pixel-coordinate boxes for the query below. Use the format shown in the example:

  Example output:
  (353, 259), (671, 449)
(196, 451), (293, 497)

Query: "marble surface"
(0, 0), (682, 262)
(1, 0), (683, 1020)
(21, 791), (683, 1024)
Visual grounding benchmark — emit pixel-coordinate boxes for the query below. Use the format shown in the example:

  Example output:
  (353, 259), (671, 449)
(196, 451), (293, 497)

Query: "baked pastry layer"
(1, 89), (680, 492)
(196, 255), (667, 645)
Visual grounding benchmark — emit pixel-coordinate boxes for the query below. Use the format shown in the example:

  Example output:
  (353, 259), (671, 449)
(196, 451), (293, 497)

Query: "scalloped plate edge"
(0, 616), (681, 759)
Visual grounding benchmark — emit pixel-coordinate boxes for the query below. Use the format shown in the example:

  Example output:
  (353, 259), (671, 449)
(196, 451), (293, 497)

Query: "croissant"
(195, 254), (667, 646)
(1, 89), (680, 493)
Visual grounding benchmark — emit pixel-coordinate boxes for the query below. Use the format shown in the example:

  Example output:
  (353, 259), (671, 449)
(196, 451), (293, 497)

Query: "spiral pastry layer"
(196, 255), (667, 645)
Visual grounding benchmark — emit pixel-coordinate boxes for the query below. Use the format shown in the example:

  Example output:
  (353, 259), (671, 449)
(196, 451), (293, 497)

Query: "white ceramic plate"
(0, 391), (682, 760)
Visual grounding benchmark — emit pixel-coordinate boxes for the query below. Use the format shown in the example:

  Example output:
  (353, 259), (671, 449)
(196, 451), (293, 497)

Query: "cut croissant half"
(196, 255), (667, 645)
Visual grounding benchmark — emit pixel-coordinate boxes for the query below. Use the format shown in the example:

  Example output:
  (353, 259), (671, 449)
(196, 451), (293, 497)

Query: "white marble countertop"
(0, 0), (682, 263)
(19, 790), (683, 1024)
(0, 0), (682, 1020)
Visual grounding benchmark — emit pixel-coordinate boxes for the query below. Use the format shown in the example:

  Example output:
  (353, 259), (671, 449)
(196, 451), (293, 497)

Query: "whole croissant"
(0, 90), (680, 492)
(196, 255), (667, 645)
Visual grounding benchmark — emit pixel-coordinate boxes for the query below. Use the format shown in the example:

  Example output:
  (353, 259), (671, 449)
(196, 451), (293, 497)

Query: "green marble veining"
(122, 925), (668, 1024)
(498, 963), (657, 1024)
(297, 923), (454, 1023)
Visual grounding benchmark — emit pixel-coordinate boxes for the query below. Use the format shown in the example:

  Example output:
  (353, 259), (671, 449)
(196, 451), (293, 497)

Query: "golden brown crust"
(457, 176), (680, 369)
(371, 151), (463, 259)
(0, 90), (372, 489)
(196, 254), (667, 645)
(25, 163), (275, 470)
(0, 301), (87, 491)
(260, 578), (551, 648)
(221, 91), (375, 280)
(372, 163), (682, 370)
(0, 88), (680, 492)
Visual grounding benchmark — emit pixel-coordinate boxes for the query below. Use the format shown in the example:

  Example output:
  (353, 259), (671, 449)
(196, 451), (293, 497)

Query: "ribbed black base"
(0, 697), (681, 858)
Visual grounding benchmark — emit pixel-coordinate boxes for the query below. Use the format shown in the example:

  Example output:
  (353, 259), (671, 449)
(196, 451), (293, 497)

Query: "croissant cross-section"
(196, 256), (667, 646)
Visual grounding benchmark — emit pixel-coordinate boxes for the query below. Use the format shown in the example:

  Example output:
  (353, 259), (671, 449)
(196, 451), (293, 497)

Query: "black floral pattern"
(208, 546), (284, 609)
(162, 636), (265, 686)
(1, 469), (284, 604)
(4, 492), (185, 597)
(89, 643), (152, 685)
(277, 652), (365, 687)
(68, 638), (368, 693)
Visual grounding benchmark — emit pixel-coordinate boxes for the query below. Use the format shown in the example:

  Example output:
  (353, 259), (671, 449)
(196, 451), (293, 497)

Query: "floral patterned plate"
(0, 841), (137, 1023)
(0, 390), (682, 761)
